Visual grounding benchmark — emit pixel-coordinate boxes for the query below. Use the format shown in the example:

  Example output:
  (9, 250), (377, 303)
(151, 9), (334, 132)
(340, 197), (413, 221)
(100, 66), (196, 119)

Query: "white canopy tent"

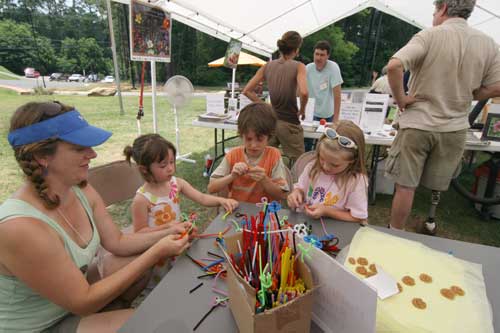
(113, 0), (499, 57)
(108, 0), (499, 128)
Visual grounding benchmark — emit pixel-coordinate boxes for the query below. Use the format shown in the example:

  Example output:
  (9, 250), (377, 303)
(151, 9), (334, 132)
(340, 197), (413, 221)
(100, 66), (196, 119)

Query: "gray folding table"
(119, 202), (500, 333)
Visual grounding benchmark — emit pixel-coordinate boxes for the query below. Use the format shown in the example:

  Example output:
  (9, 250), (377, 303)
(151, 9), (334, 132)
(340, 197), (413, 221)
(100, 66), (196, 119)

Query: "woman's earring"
(42, 165), (48, 177)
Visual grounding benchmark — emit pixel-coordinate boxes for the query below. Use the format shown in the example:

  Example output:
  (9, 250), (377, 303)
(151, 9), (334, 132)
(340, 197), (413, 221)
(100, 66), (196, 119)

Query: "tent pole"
(151, 61), (158, 133)
(106, 0), (125, 116)
(369, 10), (383, 75)
(231, 67), (236, 99)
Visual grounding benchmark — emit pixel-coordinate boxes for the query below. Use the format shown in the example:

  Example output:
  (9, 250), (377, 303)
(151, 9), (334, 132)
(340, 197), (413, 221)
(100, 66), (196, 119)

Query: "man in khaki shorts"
(386, 0), (500, 234)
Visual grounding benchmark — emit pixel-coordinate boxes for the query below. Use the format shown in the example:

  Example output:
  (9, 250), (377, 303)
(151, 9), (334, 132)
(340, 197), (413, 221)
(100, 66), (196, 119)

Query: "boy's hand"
(231, 162), (249, 177)
(247, 166), (266, 182)
(304, 204), (325, 219)
(219, 198), (239, 212)
(287, 189), (304, 209)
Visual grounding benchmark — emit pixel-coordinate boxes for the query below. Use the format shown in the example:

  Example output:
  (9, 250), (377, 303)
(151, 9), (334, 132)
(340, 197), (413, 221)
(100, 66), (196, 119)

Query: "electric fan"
(163, 75), (195, 163)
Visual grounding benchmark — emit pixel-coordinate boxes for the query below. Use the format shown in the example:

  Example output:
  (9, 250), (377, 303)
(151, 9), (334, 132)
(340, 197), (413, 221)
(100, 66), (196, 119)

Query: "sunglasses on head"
(324, 128), (358, 149)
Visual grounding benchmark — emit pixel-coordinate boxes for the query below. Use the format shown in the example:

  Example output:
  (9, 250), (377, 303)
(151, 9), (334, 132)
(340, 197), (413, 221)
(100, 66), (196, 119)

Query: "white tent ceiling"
(114, 0), (500, 57)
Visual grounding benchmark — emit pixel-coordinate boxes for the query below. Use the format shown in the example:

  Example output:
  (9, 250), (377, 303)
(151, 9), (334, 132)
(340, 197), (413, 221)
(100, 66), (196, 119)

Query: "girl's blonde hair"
(310, 120), (367, 190)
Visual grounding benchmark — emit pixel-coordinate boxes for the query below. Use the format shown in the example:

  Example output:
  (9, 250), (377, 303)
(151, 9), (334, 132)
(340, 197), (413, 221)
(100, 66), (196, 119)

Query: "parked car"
(68, 74), (84, 82)
(24, 67), (40, 78)
(85, 73), (98, 82)
(101, 75), (115, 83)
(49, 73), (69, 81)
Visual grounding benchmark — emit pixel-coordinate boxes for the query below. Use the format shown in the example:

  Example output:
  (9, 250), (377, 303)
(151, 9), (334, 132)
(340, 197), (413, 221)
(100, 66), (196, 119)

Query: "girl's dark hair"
(277, 31), (303, 55)
(123, 134), (176, 183)
(9, 101), (75, 209)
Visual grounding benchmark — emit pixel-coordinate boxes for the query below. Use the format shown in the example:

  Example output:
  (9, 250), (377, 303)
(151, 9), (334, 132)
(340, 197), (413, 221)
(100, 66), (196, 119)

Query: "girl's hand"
(231, 162), (249, 177)
(287, 190), (303, 209)
(304, 204), (325, 219)
(155, 234), (191, 258)
(247, 166), (266, 182)
(219, 198), (239, 212)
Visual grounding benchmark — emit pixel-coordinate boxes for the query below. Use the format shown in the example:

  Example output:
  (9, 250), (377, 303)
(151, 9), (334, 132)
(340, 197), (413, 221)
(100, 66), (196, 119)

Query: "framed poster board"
(130, 0), (172, 62)
(482, 112), (500, 141)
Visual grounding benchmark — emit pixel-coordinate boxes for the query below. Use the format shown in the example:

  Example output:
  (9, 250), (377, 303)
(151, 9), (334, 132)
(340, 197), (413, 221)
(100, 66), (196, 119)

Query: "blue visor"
(8, 110), (112, 148)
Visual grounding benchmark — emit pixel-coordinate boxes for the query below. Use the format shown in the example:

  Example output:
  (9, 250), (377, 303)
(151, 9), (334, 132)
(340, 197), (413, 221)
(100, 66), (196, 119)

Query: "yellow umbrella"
(208, 51), (267, 67)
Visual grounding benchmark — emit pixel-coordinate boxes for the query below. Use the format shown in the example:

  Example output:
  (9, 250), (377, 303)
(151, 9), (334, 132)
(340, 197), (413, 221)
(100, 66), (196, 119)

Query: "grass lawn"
(1, 88), (499, 247)
(0, 66), (20, 80)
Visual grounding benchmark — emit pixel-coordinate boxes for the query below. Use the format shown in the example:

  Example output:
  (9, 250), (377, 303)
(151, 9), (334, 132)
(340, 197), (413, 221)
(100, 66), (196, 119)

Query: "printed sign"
(224, 38), (242, 69)
(130, 0), (172, 62)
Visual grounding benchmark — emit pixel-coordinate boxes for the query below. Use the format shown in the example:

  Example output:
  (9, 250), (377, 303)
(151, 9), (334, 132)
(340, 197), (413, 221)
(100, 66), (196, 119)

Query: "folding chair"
(88, 160), (143, 207)
(291, 151), (316, 183)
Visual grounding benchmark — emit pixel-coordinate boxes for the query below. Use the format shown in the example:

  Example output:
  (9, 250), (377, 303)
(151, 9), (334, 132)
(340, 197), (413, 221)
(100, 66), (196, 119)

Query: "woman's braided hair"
(9, 101), (75, 209)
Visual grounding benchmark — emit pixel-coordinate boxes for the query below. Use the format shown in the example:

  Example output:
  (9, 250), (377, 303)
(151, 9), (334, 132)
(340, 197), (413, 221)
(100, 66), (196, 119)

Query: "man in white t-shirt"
(305, 40), (343, 151)
(386, 0), (500, 234)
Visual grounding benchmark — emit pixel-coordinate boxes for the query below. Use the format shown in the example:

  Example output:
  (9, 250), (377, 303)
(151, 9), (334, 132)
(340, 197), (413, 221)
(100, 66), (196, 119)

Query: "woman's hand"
(154, 234), (191, 258)
(287, 189), (304, 209)
(218, 198), (239, 212)
(304, 204), (325, 219)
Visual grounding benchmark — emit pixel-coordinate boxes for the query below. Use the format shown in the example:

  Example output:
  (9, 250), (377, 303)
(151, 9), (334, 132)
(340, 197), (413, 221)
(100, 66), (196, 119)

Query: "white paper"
(360, 93), (390, 133)
(297, 97), (315, 122)
(238, 95), (252, 111)
(296, 235), (377, 333)
(339, 103), (363, 125)
(206, 94), (225, 115)
(363, 265), (399, 300)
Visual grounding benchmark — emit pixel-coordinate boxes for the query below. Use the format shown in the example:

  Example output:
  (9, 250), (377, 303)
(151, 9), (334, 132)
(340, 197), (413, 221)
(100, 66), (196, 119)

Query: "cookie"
(357, 257), (368, 266)
(397, 282), (403, 293)
(402, 276), (415, 286)
(440, 288), (455, 300)
(412, 298), (427, 310)
(365, 271), (376, 278)
(356, 266), (368, 275)
(450, 285), (465, 296)
(419, 273), (433, 283)
(369, 264), (377, 273)
(348, 257), (356, 265)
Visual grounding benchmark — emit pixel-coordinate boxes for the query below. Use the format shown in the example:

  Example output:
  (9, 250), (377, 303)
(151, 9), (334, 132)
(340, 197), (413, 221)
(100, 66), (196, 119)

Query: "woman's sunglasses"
(324, 128), (358, 149)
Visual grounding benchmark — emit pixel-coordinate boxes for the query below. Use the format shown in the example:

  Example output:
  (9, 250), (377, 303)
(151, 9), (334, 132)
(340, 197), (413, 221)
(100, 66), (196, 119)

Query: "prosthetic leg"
(421, 190), (440, 235)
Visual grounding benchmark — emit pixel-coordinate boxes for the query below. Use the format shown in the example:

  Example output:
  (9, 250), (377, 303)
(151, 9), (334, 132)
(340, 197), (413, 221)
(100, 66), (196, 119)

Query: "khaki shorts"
(385, 128), (466, 191)
(269, 120), (305, 163)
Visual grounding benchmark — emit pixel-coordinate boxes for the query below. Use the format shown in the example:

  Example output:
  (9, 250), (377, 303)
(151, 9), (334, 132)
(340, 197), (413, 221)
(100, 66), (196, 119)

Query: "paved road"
(0, 76), (106, 90)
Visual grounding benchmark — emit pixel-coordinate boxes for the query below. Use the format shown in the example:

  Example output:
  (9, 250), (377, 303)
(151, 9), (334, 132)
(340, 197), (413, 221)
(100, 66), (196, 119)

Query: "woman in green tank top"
(0, 102), (194, 333)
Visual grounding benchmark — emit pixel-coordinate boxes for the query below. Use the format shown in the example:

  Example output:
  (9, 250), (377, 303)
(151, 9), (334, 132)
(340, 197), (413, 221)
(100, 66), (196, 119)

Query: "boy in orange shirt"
(208, 102), (289, 203)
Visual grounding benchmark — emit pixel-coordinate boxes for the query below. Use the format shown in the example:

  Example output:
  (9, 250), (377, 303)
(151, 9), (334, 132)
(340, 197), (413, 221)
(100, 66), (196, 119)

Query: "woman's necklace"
(56, 207), (88, 246)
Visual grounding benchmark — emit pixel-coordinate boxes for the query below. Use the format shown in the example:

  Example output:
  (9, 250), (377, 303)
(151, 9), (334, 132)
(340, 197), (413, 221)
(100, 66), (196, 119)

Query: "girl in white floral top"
(124, 134), (238, 284)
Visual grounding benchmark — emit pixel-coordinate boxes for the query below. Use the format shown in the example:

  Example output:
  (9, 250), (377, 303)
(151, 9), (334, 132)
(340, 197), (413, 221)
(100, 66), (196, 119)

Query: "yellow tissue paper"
(345, 227), (493, 333)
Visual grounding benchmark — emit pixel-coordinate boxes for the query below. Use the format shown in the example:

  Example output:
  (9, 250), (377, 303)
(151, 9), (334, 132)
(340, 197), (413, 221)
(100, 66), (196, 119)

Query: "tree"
(0, 19), (55, 74)
(57, 37), (109, 74)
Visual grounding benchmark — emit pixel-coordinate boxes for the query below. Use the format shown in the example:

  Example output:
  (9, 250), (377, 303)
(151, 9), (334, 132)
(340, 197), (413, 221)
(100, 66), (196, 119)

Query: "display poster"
(130, 0), (172, 62)
(223, 38), (242, 69)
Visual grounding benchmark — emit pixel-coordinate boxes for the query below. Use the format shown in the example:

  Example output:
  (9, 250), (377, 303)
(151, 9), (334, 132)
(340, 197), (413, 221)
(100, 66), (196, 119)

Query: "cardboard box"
(220, 232), (315, 333)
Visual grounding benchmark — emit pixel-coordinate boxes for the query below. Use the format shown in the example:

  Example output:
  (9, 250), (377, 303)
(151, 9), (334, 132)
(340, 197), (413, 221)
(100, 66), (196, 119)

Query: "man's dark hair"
(314, 40), (331, 55)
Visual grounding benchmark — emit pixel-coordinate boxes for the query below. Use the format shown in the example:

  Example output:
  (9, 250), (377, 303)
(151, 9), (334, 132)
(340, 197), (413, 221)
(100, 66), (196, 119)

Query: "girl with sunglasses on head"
(288, 120), (368, 222)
